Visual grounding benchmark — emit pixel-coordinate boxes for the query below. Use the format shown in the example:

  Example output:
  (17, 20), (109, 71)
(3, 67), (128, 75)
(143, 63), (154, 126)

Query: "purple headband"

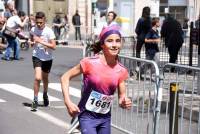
(100, 29), (121, 45)
(99, 25), (121, 45)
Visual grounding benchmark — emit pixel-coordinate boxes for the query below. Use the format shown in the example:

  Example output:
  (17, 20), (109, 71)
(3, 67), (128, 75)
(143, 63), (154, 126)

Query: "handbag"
(2, 26), (17, 38)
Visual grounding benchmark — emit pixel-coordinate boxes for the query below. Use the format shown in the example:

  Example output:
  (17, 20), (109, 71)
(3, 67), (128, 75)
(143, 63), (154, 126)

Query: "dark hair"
(54, 14), (61, 23)
(151, 17), (159, 26)
(18, 11), (26, 17)
(89, 40), (102, 54)
(165, 13), (173, 19)
(108, 11), (117, 20)
(142, 6), (150, 18)
(35, 11), (46, 19)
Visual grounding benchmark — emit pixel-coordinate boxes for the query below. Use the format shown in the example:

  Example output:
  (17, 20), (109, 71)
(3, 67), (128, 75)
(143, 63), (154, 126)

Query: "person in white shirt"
(106, 11), (118, 27)
(30, 11), (56, 111)
(2, 10), (28, 60)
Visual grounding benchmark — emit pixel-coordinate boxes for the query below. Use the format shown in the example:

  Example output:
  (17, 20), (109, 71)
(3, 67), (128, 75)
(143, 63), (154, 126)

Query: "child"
(61, 25), (132, 134)
(145, 17), (160, 65)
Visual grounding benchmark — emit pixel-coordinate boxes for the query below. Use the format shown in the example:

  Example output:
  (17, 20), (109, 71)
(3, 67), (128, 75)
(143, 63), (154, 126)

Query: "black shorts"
(32, 56), (53, 73)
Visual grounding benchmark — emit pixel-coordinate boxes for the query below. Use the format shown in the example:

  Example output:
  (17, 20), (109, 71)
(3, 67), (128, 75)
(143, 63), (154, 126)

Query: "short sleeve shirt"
(31, 26), (55, 61)
(78, 55), (128, 112)
(6, 15), (21, 29)
(145, 29), (159, 52)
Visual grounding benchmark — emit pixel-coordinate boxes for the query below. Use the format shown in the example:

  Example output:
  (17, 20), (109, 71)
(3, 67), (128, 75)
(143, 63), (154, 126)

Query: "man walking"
(161, 14), (183, 64)
(30, 11), (56, 110)
(72, 10), (81, 40)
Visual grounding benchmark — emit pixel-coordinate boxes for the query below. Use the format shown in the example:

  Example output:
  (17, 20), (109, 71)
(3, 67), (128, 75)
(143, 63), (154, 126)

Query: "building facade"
(160, 0), (200, 24)
(94, 0), (159, 35)
(5, 0), (199, 36)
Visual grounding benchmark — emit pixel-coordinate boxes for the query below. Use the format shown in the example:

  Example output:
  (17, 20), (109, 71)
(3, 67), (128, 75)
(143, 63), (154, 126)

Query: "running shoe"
(43, 93), (49, 106)
(31, 101), (38, 111)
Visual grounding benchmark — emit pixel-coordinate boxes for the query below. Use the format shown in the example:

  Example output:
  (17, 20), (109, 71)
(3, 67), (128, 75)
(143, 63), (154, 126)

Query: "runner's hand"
(33, 36), (45, 44)
(66, 102), (80, 117)
(119, 97), (132, 110)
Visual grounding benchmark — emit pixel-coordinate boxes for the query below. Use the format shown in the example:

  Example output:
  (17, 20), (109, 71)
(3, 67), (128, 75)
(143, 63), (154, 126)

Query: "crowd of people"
(0, 2), (74, 60)
(0, 1), (29, 61)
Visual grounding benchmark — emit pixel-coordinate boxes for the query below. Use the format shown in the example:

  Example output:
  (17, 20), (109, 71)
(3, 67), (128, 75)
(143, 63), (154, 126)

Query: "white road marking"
(0, 83), (80, 132)
(0, 84), (61, 101)
(25, 107), (70, 128)
(45, 83), (81, 98)
(49, 105), (66, 109)
(0, 98), (6, 102)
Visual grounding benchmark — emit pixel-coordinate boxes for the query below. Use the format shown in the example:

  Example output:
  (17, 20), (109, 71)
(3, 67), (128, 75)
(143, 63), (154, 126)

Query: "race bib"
(85, 90), (113, 114)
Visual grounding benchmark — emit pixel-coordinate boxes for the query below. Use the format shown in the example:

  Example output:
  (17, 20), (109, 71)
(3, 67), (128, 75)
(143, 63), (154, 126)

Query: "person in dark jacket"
(52, 14), (62, 41)
(72, 10), (81, 40)
(135, 6), (151, 58)
(161, 14), (184, 64)
(182, 18), (189, 37)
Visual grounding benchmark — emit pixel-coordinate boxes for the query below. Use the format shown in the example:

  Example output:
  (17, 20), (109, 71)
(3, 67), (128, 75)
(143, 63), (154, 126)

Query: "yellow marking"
(171, 83), (179, 92)
(116, 17), (130, 23)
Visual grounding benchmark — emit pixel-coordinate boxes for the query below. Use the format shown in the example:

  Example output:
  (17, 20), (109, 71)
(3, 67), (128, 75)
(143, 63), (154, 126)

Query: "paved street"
(0, 46), (83, 134)
(0, 45), (125, 134)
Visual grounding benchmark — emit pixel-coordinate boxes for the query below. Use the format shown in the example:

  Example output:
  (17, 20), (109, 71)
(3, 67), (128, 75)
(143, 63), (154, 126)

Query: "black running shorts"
(32, 56), (53, 73)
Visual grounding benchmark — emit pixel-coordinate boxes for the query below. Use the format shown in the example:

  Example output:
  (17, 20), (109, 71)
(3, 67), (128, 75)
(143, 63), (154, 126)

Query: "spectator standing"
(72, 10), (81, 40)
(0, 16), (6, 54)
(2, 10), (28, 61)
(94, 11), (118, 40)
(60, 14), (69, 44)
(52, 14), (62, 41)
(106, 11), (118, 27)
(30, 11), (56, 111)
(144, 17), (160, 65)
(135, 6), (151, 58)
(3, 0), (14, 20)
(28, 14), (35, 30)
(61, 25), (132, 134)
(161, 13), (184, 64)
(182, 18), (189, 37)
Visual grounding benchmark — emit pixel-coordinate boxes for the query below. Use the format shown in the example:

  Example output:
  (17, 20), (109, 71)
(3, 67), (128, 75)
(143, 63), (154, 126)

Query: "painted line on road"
(25, 107), (70, 128)
(42, 83), (81, 98)
(0, 98), (6, 102)
(0, 84), (61, 102)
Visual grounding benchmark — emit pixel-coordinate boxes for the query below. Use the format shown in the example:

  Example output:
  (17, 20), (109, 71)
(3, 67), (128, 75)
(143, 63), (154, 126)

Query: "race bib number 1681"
(85, 91), (113, 114)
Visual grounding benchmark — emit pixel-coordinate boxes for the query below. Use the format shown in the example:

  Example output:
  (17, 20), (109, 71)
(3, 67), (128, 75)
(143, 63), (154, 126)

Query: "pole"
(169, 82), (179, 134)
(197, 23), (200, 94)
(189, 22), (194, 66)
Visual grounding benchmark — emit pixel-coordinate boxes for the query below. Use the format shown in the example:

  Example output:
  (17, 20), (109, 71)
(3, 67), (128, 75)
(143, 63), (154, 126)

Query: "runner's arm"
(118, 80), (132, 109)
(60, 64), (82, 117)
(33, 36), (56, 50)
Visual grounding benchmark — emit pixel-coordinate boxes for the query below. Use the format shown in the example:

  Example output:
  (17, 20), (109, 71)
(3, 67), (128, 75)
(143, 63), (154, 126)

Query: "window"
(160, 0), (168, 4)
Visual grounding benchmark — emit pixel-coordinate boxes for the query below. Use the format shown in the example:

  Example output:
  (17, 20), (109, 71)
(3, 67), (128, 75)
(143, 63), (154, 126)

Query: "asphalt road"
(0, 46), (83, 134)
(0, 46), (125, 134)
(0, 45), (199, 134)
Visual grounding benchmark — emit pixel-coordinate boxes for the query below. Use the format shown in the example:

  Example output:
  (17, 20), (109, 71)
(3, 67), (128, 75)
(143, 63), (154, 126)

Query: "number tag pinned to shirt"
(85, 90), (114, 114)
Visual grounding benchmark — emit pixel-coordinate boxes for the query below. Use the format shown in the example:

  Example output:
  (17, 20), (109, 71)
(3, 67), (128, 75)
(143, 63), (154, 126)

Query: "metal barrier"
(158, 63), (200, 134)
(67, 42), (162, 134)
(67, 35), (200, 134)
(119, 35), (199, 68)
(112, 55), (161, 134)
(120, 36), (137, 57)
